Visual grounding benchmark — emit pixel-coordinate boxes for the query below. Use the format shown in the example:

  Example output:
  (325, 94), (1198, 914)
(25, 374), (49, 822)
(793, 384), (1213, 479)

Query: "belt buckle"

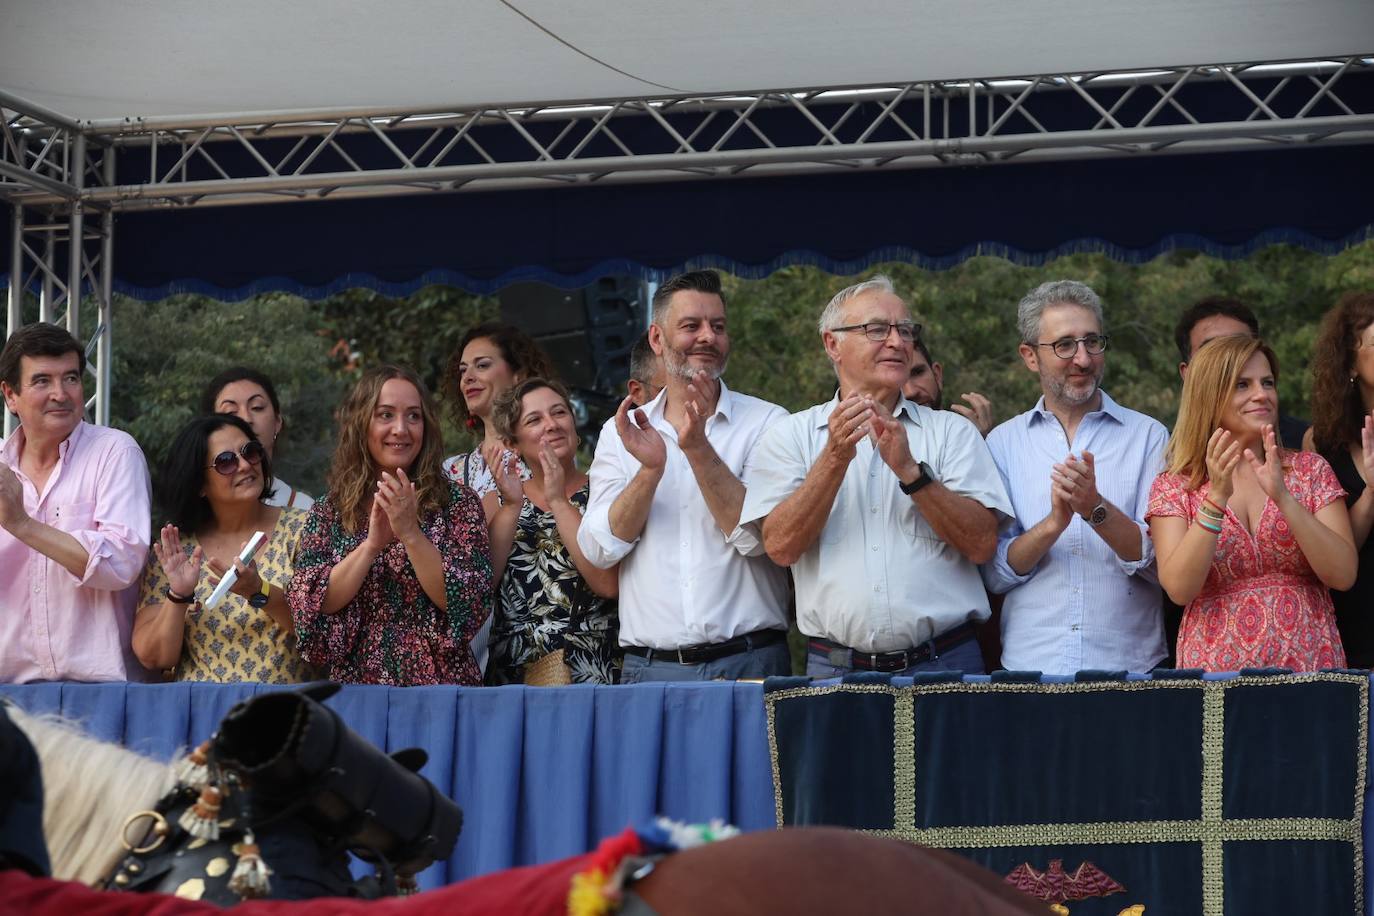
(677, 648), (690, 665)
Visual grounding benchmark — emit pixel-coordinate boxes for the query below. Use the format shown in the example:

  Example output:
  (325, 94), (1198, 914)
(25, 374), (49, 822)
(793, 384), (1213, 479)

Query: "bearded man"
(981, 280), (1167, 674)
(578, 270), (791, 681)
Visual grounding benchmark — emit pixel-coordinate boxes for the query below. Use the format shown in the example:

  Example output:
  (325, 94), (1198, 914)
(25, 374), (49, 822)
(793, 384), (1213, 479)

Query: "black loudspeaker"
(498, 276), (647, 393)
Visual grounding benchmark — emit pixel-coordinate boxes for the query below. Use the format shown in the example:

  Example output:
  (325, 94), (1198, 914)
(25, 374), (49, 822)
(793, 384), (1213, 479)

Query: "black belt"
(624, 628), (787, 665)
(808, 622), (978, 673)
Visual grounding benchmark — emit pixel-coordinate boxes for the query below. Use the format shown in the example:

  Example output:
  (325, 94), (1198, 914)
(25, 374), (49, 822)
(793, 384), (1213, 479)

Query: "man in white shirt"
(741, 275), (1011, 676)
(578, 270), (791, 681)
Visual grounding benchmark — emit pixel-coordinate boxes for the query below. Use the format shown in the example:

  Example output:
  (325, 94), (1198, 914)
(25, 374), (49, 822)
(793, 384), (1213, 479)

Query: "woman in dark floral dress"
(287, 365), (493, 686)
(487, 378), (620, 684)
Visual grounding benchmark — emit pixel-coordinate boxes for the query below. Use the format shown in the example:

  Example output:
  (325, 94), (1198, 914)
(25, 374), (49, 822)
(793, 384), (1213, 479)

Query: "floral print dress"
(1146, 451), (1347, 672)
(137, 507), (310, 683)
(489, 486), (620, 685)
(288, 482), (494, 686)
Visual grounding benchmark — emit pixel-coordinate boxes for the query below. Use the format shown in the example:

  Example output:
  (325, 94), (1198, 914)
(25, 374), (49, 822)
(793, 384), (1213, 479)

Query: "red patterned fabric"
(1147, 451), (1347, 672)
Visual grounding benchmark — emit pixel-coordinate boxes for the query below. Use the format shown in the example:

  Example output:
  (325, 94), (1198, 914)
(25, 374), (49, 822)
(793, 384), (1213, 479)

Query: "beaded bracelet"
(1194, 514), (1223, 534)
(1196, 503), (1225, 522)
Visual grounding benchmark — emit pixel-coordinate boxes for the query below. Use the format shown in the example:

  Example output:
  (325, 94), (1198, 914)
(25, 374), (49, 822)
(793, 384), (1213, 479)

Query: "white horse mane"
(7, 705), (178, 886)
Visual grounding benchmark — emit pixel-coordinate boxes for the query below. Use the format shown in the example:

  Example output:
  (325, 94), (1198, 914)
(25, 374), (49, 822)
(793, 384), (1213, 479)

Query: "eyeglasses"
(1034, 334), (1110, 359)
(831, 321), (922, 342)
(208, 440), (266, 476)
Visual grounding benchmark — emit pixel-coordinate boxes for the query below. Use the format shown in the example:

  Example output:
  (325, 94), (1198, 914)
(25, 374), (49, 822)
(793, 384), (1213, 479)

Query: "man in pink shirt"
(0, 323), (150, 682)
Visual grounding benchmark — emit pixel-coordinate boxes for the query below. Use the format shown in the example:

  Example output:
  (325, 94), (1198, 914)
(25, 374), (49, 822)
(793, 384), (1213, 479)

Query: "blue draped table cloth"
(0, 682), (776, 888)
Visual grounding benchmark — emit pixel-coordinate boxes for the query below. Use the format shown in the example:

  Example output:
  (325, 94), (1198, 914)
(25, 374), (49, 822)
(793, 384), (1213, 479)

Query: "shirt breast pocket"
(903, 501), (940, 545)
(54, 500), (96, 533)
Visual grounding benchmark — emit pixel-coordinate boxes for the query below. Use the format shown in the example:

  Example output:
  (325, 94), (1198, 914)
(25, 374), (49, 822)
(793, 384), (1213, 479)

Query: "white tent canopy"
(4, 0), (1373, 122)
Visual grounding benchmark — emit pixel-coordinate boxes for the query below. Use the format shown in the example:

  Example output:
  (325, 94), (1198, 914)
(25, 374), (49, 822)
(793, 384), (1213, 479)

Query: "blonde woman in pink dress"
(1147, 336), (1357, 672)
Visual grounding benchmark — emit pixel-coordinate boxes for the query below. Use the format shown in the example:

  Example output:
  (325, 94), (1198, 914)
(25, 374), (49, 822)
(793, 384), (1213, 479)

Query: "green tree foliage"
(110, 291), (345, 498)
(102, 241), (1374, 495)
(723, 241), (1374, 432)
(108, 285), (498, 500)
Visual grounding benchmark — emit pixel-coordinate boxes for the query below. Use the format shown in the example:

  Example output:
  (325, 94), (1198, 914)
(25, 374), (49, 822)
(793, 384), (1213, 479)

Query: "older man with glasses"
(981, 280), (1168, 675)
(740, 275), (1011, 677)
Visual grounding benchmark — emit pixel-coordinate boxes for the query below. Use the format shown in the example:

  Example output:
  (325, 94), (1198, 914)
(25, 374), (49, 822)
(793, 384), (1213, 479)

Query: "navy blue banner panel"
(35, 143), (1369, 300)
(765, 672), (1369, 916)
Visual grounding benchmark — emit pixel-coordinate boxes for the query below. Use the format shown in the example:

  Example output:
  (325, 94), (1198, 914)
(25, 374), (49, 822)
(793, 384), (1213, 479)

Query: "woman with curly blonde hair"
(288, 365), (493, 685)
(1146, 335), (1356, 672)
(1303, 291), (1374, 665)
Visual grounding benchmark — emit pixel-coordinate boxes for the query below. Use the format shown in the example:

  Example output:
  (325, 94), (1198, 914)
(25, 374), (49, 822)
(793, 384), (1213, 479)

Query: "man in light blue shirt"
(983, 280), (1167, 674)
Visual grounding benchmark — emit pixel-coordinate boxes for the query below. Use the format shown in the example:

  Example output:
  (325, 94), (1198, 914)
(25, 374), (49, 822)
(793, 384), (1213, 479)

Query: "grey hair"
(1016, 280), (1104, 344)
(818, 274), (899, 336)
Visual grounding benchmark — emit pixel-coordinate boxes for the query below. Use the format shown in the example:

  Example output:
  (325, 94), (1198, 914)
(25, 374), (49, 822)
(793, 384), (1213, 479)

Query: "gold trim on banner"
(894, 691), (916, 832)
(1200, 682), (1225, 916)
(764, 672), (1370, 915)
(859, 816), (1355, 847)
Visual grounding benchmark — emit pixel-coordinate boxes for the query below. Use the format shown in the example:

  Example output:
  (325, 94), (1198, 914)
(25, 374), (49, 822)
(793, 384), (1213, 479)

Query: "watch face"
(1090, 505), (1109, 526)
(248, 592), (269, 609)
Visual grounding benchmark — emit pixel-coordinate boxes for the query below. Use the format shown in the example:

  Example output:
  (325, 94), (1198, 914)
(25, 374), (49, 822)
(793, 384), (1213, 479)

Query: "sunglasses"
(207, 439), (267, 476)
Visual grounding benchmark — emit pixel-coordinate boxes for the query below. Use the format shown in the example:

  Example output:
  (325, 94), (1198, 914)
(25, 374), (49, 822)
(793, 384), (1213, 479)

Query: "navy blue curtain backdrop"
(766, 671), (1372, 916)
(84, 144), (1374, 300)
(0, 682), (776, 890)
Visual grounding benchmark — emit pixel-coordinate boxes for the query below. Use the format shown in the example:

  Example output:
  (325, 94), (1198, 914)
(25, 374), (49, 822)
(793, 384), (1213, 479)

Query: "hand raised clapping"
(949, 392), (994, 438)
(483, 440), (525, 506)
(375, 468), (422, 542)
(672, 370), (713, 452)
(615, 395), (667, 471)
(1242, 424), (1289, 502)
(0, 463), (27, 533)
(1051, 451), (1101, 519)
(152, 523), (203, 598)
(826, 395), (875, 464)
(1204, 428), (1243, 502)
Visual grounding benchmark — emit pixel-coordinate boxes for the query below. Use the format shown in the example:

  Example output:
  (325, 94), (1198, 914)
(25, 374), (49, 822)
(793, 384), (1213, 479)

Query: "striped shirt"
(983, 391), (1167, 674)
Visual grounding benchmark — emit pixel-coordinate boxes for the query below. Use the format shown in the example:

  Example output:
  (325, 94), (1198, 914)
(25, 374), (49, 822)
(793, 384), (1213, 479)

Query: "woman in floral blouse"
(487, 378), (620, 684)
(1147, 336), (1357, 671)
(288, 365), (493, 685)
(134, 414), (309, 683)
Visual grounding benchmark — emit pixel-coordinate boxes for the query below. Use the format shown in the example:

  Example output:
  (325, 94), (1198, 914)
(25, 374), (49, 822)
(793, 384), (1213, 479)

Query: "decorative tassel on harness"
(228, 829), (272, 898)
(178, 785), (223, 840)
(174, 740), (212, 790)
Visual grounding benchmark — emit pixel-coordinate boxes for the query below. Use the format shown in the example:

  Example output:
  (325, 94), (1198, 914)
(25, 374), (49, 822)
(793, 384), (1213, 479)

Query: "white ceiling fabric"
(3, 0), (1372, 123)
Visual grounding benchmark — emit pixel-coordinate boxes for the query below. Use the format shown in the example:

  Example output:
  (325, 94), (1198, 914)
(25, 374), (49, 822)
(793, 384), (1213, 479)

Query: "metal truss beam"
(4, 185), (115, 437)
(1, 56), (1369, 212)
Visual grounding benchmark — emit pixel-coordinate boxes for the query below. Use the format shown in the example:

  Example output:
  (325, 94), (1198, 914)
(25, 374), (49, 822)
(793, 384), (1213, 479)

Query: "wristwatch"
(1083, 500), (1109, 527)
(248, 580), (270, 609)
(899, 462), (936, 496)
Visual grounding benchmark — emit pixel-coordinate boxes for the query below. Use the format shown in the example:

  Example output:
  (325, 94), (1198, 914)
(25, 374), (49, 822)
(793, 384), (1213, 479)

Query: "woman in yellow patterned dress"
(133, 415), (310, 682)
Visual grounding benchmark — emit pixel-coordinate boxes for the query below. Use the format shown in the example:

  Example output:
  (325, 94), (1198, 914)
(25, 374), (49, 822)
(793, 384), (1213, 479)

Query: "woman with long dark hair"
(1304, 291), (1374, 666)
(1147, 336), (1356, 671)
(132, 414), (309, 682)
(287, 365), (493, 685)
(440, 322), (557, 520)
(202, 366), (314, 510)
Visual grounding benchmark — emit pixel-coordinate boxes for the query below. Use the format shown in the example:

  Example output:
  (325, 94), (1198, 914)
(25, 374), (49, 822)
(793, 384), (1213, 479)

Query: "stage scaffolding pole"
(4, 201), (21, 438)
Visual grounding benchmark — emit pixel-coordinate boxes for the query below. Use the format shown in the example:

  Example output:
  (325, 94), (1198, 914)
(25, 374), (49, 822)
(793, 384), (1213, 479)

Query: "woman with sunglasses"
(132, 414), (310, 682)
(202, 366), (314, 510)
(1147, 336), (1357, 671)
